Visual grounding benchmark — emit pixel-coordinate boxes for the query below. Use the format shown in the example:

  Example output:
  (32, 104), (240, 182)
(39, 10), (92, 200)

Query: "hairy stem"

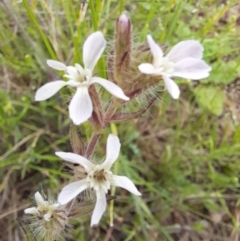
(89, 85), (104, 128)
(103, 101), (119, 127)
(110, 94), (158, 123)
(85, 134), (101, 159)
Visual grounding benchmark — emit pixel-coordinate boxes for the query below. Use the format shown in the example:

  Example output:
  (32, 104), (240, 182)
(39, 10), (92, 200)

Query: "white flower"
(35, 31), (129, 125)
(24, 192), (68, 239)
(56, 134), (141, 226)
(24, 191), (61, 222)
(138, 35), (212, 99)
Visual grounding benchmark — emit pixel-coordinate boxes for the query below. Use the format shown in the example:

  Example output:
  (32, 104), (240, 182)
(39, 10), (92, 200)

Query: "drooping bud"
(114, 13), (132, 84)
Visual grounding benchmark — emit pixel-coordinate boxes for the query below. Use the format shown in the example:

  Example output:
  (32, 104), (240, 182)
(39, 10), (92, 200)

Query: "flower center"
(65, 64), (92, 86)
(87, 166), (113, 192)
(76, 72), (85, 83)
(38, 203), (53, 221)
(154, 57), (175, 74)
(93, 169), (106, 183)
(37, 203), (63, 222)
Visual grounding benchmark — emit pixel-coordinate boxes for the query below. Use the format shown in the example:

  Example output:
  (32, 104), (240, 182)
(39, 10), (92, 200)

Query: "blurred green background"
(1, 0), (240, 240)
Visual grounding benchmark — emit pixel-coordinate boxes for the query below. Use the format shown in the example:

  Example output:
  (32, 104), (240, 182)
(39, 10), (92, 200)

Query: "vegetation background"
(1, 0), (240, 240)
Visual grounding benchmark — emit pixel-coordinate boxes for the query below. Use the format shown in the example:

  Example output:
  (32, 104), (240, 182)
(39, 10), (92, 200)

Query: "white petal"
(167, 40), (204, 62)
(91, 77), (129, 101)
(101, 134), (121, 170)
(163, 75), (180, 99)
(173, 58), (212, 80)
(112, 175), (141, 196)
(75, 64), (84, 74)
(55, 152), (95, 172)
(147, 34), (163, 62)
(35, 80), (68, 101)
(34, 192), (45, 206)
(24, 207), (39, 215)
(47, 60), (67, 70)
(58, 179), (88, 205)
(51, 203), (61, 209)
(138, 63), (162, 75)
(83, 31), (106, 71)
(69, 87), (93, 125)
(66, 66), (79, 80)
(44, 213), (51, 221)
(91, 190), (106, 226)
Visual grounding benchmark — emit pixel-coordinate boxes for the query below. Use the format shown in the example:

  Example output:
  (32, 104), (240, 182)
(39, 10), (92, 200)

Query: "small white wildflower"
(25, 192), (59, 221)
(35, 31), (129, 125)
(24, 192), (68, 239)
(138, 35), (212, 99)
(56, 134), (141, 226)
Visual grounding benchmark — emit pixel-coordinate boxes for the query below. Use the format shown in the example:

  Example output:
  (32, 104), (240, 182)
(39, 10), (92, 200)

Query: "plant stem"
(85, 133), (100, 159)
(104, 102), (117, 128)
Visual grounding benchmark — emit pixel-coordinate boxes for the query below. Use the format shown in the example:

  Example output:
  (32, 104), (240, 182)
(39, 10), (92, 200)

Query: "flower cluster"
(24, 13), (212, 237)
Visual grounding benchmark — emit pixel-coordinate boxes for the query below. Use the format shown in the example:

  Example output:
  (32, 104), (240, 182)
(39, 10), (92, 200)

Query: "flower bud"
(118, 13), (129, 33)
(114, 13), (132, 84)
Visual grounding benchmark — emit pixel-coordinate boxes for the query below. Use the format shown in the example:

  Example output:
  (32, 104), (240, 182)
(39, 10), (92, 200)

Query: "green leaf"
(203, 60), (239, 84)
(193, 85), (225, 115)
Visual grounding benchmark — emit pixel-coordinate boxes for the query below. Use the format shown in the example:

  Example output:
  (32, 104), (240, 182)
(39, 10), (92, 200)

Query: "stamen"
(93, 169), (106, 183)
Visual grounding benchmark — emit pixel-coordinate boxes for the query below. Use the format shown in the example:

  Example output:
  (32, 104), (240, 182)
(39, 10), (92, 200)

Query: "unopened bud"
(114, 13), (132, 84)
(118, 13), (129, 33)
